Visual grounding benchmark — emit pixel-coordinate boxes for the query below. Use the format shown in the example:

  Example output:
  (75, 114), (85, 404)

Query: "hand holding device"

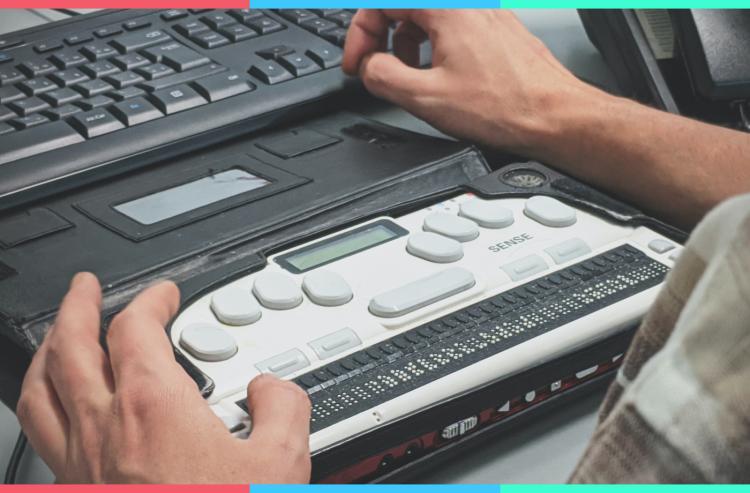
(16, 273), (312, 483)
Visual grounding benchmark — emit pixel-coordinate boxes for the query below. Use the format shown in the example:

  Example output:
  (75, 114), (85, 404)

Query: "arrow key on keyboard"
(248, 60), (293, 85)
(149, 84), (206, 114)
(192, 72), (254, 101)
(305, 46), (342, 68)
(278, 52), (320, 76)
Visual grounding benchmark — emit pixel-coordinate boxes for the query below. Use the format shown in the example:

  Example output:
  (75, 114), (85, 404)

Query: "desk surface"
(0, 8), (616, 484)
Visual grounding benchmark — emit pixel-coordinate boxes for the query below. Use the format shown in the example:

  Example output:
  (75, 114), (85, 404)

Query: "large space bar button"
(369, 267), (476, 318)
(0, 121), (85, 166)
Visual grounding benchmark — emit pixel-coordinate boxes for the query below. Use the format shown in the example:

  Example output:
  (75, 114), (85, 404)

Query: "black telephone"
(580, 9), (750, 131)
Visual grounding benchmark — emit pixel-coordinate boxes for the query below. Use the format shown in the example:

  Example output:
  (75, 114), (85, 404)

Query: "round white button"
(210, 286), (262, 326)
(252, 272), (303, 310)
(302, 270), (353, 306)
(458, 198), (514, 228)
(179, 323), (238, 362)
(523, 196), (577, 227)
(423, 212), (479, 242)
(407, 231), (463, 263)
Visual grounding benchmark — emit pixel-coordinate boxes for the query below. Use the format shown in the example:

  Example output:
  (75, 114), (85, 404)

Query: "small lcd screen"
(282, 222), (404, 273)
(114, 169), (271, 225)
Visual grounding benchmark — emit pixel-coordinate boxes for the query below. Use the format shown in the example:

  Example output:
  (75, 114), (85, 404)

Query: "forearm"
(525, 85), (750, 230)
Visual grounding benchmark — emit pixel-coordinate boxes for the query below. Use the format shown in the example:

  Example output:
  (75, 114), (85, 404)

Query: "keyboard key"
(19, 60), (56, 77)
(219, 24), (258, 42)
(174, 20), (209, 37)
(256, 45), (294, 60)
(0, 105), (15, 121)
(43, 104), (82, 120)
(70, 108), (125, 138)
(192, 72), (254, 102)
(191, 31), (230, 49)
(34, 40), (63, 53)
(123, 19), (151, 31)
(0, 122), (13, 135)
(64, 34), (93, 46)
(278, 53), (320, 77)
(0, 39), (23, 49)
(80, 43), (117, 61)
(0, 67), (25, 85)
(246, 17), (285, 35)
(0, 52), (12, 64)
(278, 10), (317, 24)
(149, 84), (206, 114)
(40, 87), (82, 106)
(113, 53), (149, 70)
(300, 17), (338, 34)
(110, 29), (171, 53)
(76, 95), (114, 110)
(49, 51), (88, 69)
(305, 46), (342, 69)
(11, 113), (50, 129)
(135, 63), (174, 80)
(104, 71), (144, 89)
(75, 79), (114, 97)
(18, 78), (58, 96)
(0, 120), (84, 165)
(201, 13), (235, 29)
(144, 42), (210, 71)
(81, 60), (119, 78)
(94, 26), (123, 38)
(161, 9), (189, 21)
(137, 62), (224, 91)
(320, 27), (347, 46)
(524, 196), (577, 227)
(108, 86), (146, 101)
(188, 8), (213, 14)
(228, 10), (264, 23)
(49, 68), (89, 86)
(249, 60), (293, 84)
(327, 11), (353, 27)
(0, 86), (25, 104)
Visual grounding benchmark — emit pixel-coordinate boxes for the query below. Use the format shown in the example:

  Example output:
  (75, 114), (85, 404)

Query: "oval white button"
(523, 196), (577, 227)
(210, 286), (262, 325)
(179, 323), (238, 362)
(458, 199), (514, 228)
(423, 212), (479, 242)
(302, 270), (353, 306)
(407, 231), (463, 263)
(252, 272), (303, 310)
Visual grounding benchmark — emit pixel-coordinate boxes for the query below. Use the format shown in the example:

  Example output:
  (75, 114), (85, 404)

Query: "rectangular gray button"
(255, 349), (310, 377)
(308, 327), (361, 360)
(502, 254), (548, 281)
(545, 238), (591, 265)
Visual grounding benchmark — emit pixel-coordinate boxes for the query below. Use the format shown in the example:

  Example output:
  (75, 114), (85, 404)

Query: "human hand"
(343, 10), (599, 155)
(17, 273), (311, 484)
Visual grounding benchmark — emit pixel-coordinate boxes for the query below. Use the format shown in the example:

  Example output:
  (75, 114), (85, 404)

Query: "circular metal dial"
(501, 168), (547, 188)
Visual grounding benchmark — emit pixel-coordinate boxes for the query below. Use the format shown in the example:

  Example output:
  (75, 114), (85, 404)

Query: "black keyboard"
(0, 9), (357, 210)
(236, 245), (669, 433)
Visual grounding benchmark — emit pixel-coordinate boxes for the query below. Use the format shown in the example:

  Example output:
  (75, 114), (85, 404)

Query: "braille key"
(12, 113), (50, 129)
(0, 86), (25, 104)
(19, 60), (56, 77)
(0, 67), (25, 85)
(105, 71), (144, 89)
(135, 63), (174, 80)
(41, 87), (82, 106)
(80, 42), (117, 61)
(81, 61), (119, 78)
(248, 60), (293, 84)
(18, 78), (58, 96)
(246, 16), (284, 35)
(49, 51), (88, 69)
(113, 53), (149, 70)
(75, 79), (114, 97)
(43, 104), (81, 120)
(49, 68), (88, 86)
(76, 95), (115, 110)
